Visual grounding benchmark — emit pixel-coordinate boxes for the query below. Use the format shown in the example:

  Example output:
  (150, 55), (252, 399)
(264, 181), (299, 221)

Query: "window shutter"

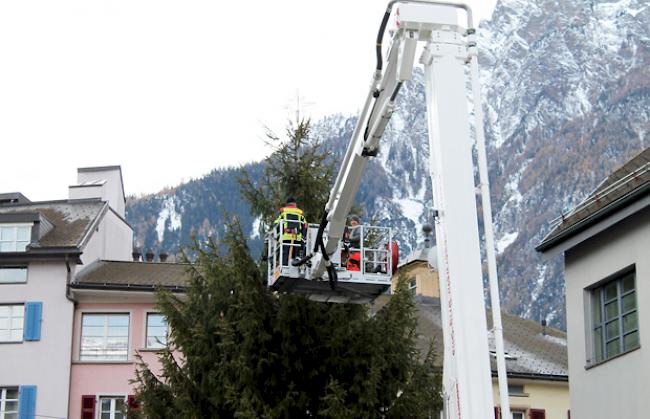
(530, 408), (546, 419)
(127, 394), (140, 410)
(494, 406), (501, 419)
(23, 302), (43, 341)
(18, 385), (37, 419)
(81, 395), (96, 419)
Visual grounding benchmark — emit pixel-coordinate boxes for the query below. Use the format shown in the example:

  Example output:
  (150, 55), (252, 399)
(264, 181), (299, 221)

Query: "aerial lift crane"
(267, 1), (511, 418)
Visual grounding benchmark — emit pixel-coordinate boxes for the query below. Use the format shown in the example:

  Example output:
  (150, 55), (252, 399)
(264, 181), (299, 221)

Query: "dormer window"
(0, 224), (31, 252)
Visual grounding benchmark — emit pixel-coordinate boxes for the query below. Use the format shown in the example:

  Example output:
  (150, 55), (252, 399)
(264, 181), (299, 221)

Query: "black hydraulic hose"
(363, 96), (383, 141)
(312, 210), (338, 289)
(291, 253), (312, 267)
(375, 10), (391, 71)
(327, 265), (338, 290)
(318, 235), (329, 262)
(314, 211), (329, 254)
(291, 211), (329, 268)
(377, 1), (475, 71)
(390, 81), (403, 101)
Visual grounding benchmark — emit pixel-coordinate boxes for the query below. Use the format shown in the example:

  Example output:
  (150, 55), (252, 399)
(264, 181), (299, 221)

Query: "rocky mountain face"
(126, 0), (650, 328)
(479, 0), (650, 326)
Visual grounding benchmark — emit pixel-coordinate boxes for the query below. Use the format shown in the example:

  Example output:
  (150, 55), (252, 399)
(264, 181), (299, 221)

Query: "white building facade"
(538, 147), (650, 418)
(0, 166), (132, 419)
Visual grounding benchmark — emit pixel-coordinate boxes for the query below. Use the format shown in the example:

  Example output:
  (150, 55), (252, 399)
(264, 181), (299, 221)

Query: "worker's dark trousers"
(282, 242), (304, 266)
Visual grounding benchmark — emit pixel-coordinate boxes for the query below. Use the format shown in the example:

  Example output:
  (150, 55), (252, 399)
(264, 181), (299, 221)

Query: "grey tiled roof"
(538, 146), (650, 251)
(415, 298), (567, 378)
(73, 260), (190, 290)
(0, 199), (106, 248)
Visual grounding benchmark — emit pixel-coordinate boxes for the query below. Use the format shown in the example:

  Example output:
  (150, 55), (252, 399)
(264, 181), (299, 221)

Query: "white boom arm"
(309, 2), (512, 418)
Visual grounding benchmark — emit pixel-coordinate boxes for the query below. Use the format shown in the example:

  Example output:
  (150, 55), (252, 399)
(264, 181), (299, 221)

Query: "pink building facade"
(68, 261), (188, 419)
(69, 302), (160, 419)
(0, 166), (188, 419)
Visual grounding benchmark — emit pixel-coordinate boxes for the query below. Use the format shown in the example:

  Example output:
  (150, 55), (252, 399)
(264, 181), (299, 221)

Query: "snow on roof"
(415, 298), (567, 378)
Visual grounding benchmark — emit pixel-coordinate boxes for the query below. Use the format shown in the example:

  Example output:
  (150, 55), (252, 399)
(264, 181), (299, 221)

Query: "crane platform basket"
(266, 223), (395, 304)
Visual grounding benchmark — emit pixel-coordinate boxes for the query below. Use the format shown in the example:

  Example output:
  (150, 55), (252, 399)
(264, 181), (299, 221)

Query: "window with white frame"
(591, 269), (639, 363)
(146, 313), (168, 349)
(511, 412), (525, 419)
(98, 396), (126, 419)
(0, 305), (24, 342)
(0, 267), (27, 284)
(0, 387), (19, 419)
(80, 314), (129, 361)
(0, 225), (31, 252)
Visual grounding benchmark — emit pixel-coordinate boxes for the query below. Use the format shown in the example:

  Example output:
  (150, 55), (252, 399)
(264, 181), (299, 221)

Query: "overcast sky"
(0, 0), (497, 201)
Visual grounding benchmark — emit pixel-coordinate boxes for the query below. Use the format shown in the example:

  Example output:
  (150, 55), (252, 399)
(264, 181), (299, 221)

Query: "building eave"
(68, 282), (186, 293)
(0, 248), (82, 264)
(494, 371), (568, 382)
(536, 183), (650, 254)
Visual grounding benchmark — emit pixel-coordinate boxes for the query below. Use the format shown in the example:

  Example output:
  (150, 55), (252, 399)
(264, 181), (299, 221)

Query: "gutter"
(493, 371), (568, 382)
(536, 182), (650, 252)
(0, 248), (82, 264)
(64, 255), (76, 419)
(65, 256), (76, 303)
(68, 282), (186, 293)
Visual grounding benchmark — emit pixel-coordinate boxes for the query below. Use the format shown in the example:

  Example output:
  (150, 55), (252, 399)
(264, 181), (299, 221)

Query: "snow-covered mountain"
(479, 0), (650, 326)
(126, 0), (650, 328)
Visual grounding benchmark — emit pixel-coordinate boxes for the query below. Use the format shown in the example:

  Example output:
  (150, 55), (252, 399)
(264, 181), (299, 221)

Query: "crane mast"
(308, 2), (512, 418)
(265, 1), (511, 416)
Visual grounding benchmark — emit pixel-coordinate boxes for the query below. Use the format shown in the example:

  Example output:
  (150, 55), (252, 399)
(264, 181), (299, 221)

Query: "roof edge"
(0, 249), (82, 264)
(78, 203), (110, 249)
(494, 371), (568, 382)
(537, 182), (650, 252)
(69, 282), (186, 293)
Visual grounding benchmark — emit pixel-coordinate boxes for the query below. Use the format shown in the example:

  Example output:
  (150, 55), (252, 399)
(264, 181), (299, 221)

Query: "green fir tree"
(130, 119), (442, 418)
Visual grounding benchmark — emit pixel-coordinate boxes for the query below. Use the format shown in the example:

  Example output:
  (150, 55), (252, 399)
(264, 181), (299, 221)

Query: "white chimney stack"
(69, 166), (126, 217)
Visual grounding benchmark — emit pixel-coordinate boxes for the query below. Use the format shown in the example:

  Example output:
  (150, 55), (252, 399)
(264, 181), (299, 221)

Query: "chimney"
(145, 249), (154, 262)
(159, 251), (168, 263)
(422, 223), (433, 248)
(69, 166), (126, 218)
(132, 248), (142, 262)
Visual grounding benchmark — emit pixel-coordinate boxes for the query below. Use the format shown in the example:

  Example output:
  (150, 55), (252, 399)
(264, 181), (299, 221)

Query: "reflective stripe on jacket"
(274, 206), (307, 241)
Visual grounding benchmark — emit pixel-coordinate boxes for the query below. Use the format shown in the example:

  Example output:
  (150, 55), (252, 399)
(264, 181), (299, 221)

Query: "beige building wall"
(392, 261), (440, 298)
(492, 379), (569, 418)
(396, 256), (570, 417)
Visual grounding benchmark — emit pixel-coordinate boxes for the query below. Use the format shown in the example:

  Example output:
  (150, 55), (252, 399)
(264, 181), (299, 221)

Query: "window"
(98, 396), (126, 419)
(0, 388), (19, 419)
(508, 383), (526, 396)
(409, 277), (417, 296)
(591, 270), (639, 363)
(0, 225), (31, 252)
(80, 314), (129, 361)
(0, 305), (24, 342)
(145, 313), (168, 349)
(512, 412), (525, 419)
(0, 267), (27, 284)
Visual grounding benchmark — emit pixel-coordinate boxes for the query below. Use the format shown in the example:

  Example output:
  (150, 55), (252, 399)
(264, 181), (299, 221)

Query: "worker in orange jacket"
(344, 215), (362, 272)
